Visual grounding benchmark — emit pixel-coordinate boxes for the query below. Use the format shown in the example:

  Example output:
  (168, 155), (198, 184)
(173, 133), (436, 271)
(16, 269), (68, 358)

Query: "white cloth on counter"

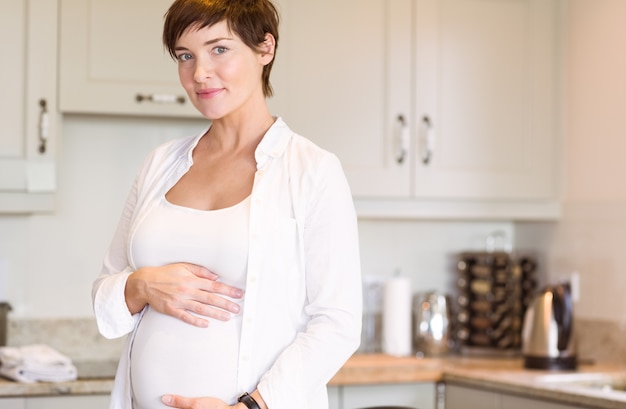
(0, 344), (77, 383)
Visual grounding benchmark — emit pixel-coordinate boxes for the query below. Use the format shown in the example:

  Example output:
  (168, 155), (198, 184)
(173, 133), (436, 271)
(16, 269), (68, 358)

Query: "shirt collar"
(181, 117), (292, 170)
(254, 117), (292, 170)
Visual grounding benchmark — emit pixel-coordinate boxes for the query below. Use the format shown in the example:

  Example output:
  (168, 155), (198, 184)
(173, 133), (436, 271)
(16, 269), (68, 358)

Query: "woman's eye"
(214, 46), (227, 55)
(177, 53), (192, 62)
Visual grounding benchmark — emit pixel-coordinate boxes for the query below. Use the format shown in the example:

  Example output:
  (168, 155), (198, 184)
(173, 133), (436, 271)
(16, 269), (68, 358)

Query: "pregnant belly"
(130, 307), (242, 409)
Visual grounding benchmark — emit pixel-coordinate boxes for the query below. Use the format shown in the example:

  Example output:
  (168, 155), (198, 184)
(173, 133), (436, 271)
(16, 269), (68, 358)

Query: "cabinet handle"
(395, 114), (409, 164)
(135, 93), (186, 105)
(420, 115), (435, 165)
(38, 99), (49, 154)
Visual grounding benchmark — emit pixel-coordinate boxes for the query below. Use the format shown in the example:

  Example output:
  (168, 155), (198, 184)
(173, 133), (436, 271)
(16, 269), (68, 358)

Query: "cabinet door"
(59, 0), (201, 118)
(342, 383), (436, 409)
(0, 0), (57, 212)
(0, 1), (25, 162)
(501, 394), (582, 409)
(0, 398), (25, 409)
(26, 395), (109, 409)
(328, 385), (341, 409)
(445, 384), (499, 409)
(270, 0), (412, 197)
(414, 0), (558, 200)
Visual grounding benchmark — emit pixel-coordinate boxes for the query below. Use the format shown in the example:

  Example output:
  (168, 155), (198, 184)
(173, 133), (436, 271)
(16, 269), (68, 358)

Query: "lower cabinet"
(500, 394), (583, 409)
(26, 395), (109, 409)
(446, 384), (498, 409)
(329, 385), (341, 409)
(330, 383), (437, 409)
(0, 398), (24, 409)
(446, 384), (585, 409)
(1, 395), (109, 409)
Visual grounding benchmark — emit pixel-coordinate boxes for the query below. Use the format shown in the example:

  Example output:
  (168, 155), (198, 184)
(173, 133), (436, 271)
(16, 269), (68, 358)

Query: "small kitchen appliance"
(413, 291), (452, 356)
(521, 282), (577, 370)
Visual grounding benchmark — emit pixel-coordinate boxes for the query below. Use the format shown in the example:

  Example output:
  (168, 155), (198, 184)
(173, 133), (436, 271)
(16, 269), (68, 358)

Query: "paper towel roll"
(382, 275), (412, 356)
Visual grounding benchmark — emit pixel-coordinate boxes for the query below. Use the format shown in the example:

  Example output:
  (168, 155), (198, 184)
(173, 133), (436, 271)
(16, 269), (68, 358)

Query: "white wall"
(515, 0), (626, 323)
(0, 114), (515, 318)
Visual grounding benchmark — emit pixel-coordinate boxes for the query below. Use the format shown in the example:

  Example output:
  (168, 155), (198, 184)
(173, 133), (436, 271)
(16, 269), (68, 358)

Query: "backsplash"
(575, 318), (626, 366)
(7, 317), (123, 362)
(6, 317), (624, 366)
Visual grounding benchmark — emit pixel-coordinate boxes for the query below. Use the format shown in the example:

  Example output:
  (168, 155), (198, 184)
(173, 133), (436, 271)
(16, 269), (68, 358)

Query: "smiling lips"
(196, 88), (224, 99)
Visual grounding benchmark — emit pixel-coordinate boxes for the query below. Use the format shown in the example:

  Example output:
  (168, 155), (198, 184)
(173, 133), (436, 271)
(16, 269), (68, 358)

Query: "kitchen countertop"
(1, 353), (626, 408)
(0, 360), (117, 398)
(331, 354), (626, 409)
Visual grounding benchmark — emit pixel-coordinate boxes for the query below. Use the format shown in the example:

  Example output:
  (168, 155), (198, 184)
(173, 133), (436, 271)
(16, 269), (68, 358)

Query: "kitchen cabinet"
(329, 385), (340, 409)
(25, 395), (109, 409)
(336, 383), (436, 409)
(445, 383), (498, 409)
(446, 384), (586, 409)
(501, 394), (581, 409)
(0, 0), (58, 213)
(58, 0), (201, 118)
(0, 395), (109, 409)
(0, 398), (24, 409)
(271, 0), (561, 220)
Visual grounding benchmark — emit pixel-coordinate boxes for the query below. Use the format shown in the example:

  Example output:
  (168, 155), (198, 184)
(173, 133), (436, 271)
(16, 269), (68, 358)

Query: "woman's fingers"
(161, 394), (229, 409)
(203, 279), (244, 300)
(134, 262), (245, 326)
(162, 394), (190, 408)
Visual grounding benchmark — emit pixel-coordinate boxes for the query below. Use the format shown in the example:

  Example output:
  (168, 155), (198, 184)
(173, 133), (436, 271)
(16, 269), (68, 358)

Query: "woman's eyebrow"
(175, 37), (233, 52)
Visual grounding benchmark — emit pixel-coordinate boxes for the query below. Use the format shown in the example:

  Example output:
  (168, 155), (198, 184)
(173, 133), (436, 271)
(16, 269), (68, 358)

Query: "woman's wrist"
(237, 391), (266, 409)
(238, 392), (260, 409)
(124, 268), (148, 314)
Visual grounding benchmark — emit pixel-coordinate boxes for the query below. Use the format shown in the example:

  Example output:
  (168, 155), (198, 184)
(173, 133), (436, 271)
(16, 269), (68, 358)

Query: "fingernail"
(231, 304), (240, 313)
(161, 395), (172, 404)
(234, 289), (244, 297)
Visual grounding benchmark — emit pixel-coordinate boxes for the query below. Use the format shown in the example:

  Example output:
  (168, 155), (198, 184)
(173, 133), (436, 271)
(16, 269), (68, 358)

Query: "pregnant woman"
(91, 1), (362, 409)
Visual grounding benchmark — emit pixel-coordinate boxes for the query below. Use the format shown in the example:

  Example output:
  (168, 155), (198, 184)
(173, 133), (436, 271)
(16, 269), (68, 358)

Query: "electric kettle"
(521, 282), (577, 370)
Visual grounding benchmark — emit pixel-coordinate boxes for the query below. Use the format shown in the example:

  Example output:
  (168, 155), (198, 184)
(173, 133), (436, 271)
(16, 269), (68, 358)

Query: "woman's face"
(174, 20), (274, 120)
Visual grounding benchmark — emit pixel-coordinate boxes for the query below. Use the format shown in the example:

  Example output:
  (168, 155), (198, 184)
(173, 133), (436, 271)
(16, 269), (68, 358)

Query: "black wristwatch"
(238, 392), (261, 409)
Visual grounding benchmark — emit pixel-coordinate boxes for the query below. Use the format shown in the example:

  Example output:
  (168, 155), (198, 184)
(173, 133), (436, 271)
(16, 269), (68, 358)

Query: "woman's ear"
(259, 33), (276, 65)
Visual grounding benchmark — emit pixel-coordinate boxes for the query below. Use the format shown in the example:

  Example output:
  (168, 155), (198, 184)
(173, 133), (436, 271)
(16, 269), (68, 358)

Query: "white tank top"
(129, 196), (250, 409)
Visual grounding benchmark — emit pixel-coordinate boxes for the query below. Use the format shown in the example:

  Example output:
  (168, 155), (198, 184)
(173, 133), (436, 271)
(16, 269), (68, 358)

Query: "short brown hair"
(163, 0), (280, 97)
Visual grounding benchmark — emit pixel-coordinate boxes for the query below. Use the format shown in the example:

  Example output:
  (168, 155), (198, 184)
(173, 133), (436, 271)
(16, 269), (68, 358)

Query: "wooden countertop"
(329, 353), (447, 385)
(329, 353), (528, 385)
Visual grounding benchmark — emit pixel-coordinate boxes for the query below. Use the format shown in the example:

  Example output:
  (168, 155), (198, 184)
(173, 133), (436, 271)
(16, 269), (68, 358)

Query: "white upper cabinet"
(0, 0), (58, 213)
(271, 0), (562, 219)
(269, 0), (413, 198)
(58, 0), (202, 118)
(413, 0), (557, 201)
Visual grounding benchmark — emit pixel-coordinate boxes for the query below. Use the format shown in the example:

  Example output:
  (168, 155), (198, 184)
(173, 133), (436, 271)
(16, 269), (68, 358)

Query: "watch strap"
(238, 392), (261, 409)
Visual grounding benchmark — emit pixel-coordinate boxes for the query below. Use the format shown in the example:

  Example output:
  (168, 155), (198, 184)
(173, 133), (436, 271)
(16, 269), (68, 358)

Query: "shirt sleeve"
(257, 153), (363, 408)
(91, 169), (142, 339)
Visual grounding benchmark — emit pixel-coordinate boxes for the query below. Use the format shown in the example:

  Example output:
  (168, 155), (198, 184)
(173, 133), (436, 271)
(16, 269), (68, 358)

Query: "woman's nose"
(193, 59), (213, 82)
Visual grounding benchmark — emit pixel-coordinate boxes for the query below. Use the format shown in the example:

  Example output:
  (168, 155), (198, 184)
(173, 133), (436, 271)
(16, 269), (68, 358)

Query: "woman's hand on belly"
(161, 395), (234, 409)
(125, 262), (243, 327)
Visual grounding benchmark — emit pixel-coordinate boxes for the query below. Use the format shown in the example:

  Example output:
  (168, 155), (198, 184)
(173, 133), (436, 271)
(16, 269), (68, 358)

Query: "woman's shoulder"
(271, 118), (333, 160)
(287, 129), (340, 170)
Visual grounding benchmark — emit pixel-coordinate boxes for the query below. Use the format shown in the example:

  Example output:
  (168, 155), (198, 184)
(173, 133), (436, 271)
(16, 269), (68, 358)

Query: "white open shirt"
(92, 118), (363, 409)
